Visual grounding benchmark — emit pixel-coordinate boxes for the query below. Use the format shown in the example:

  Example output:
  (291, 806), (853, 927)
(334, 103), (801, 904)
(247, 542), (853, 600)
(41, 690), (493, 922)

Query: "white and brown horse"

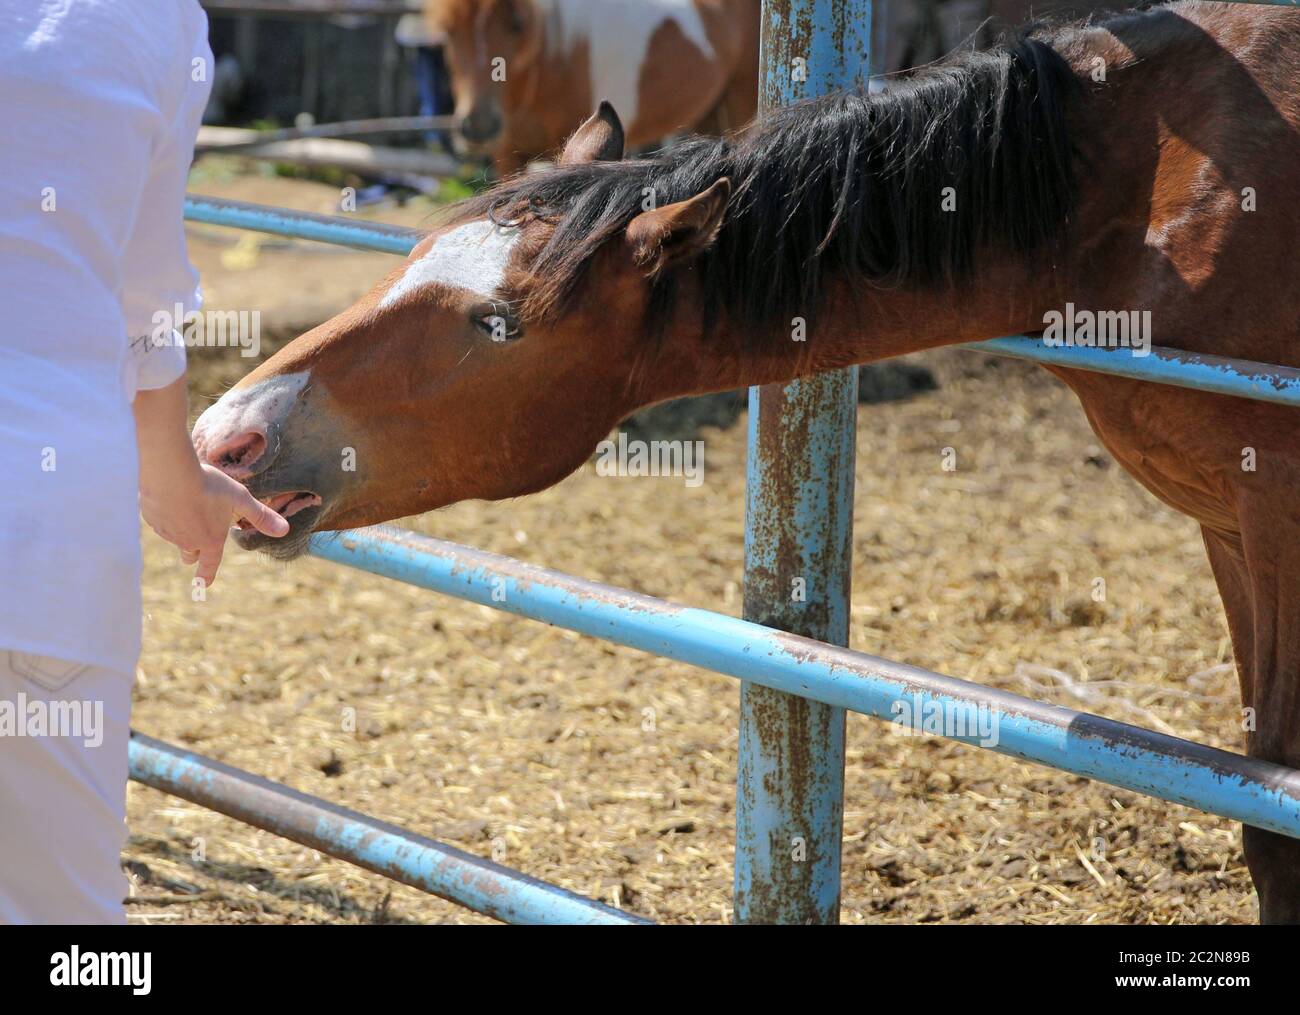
(425, 0), (761, 174)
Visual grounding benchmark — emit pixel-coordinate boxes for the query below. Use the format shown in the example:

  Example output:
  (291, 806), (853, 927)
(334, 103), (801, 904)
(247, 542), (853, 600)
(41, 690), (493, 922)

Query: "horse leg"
(1062, 372), (1300, 921)
(1204, 510), (1300, 923)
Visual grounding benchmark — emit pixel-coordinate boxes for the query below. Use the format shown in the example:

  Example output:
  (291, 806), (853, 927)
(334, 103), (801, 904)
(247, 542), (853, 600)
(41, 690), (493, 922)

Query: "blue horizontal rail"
(183, 195), (1300, 407)
(970, 337), (1300, 409)
(128, 732), (648, 925)
(185, 195), (423, 255)
(310, 526), (1300, 842)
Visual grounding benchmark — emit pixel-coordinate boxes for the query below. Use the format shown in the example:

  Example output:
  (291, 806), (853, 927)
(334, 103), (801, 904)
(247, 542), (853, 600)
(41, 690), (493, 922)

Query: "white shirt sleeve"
(122, 19), (213, 393)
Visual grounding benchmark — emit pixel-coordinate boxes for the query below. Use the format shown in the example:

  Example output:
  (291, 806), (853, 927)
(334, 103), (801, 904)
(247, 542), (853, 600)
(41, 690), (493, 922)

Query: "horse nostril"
(205, 429), (269, 478)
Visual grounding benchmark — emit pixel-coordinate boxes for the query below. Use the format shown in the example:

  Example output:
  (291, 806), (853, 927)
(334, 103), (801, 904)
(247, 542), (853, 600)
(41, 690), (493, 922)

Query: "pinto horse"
(194, 1), (1300, 921)
(424, 0), (762, 173)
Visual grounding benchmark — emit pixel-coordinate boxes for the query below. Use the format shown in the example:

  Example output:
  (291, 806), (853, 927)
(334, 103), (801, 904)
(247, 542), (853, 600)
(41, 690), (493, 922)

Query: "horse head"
(427, 0), (544, 152)
(192, 103), (732, 558)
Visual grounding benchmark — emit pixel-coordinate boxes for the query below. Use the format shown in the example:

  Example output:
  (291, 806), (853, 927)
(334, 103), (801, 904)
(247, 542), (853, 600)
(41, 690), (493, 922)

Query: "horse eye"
(474, 313), (522, 343)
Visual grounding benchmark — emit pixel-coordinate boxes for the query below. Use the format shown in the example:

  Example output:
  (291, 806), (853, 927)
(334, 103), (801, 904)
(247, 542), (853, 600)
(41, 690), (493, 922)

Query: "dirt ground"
(122, 168), (1254, 924)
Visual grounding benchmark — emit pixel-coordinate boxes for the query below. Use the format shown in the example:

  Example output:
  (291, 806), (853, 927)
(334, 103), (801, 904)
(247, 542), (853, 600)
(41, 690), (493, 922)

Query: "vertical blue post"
(735, 0), (871, 925)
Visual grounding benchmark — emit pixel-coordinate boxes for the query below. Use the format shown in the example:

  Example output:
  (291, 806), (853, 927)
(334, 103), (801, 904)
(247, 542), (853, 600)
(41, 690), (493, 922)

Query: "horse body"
(425, 0), (761, 173)
(195, 2), (1300, 920)
(1044, 5), (1300, 920)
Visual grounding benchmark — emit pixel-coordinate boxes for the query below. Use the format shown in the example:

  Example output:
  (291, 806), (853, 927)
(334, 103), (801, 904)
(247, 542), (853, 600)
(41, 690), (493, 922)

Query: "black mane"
(458, 32), (1081, 336)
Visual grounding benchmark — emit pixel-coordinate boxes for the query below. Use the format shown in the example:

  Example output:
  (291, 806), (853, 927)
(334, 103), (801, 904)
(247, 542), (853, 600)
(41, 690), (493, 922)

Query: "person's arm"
(124, 6), (285, 586)
(134, 375), (287, 586)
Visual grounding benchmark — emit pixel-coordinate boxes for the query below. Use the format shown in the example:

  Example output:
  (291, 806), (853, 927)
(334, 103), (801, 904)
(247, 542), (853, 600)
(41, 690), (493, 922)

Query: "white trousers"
(0, 649), (131, 924)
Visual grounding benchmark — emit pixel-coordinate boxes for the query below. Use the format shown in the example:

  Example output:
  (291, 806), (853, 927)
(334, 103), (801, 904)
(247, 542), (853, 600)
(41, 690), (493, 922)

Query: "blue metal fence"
(138, 0), (1300, 923)
(735, 0), (872, 926)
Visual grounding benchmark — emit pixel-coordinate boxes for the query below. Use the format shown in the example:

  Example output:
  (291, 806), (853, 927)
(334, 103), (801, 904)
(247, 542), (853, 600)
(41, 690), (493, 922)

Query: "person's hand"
(140, 462), (288, 586)
(134, 375), (287, 587)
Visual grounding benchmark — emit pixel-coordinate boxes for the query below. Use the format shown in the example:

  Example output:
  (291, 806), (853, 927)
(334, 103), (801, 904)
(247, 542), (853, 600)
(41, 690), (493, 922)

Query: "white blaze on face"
(544, 0), (715, 132)
(380, 219), (521, 309)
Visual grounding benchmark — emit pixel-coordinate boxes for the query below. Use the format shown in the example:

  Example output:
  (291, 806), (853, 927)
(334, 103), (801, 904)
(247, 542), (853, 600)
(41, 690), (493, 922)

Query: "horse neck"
(647, 33), (1188, 398)
(509, 0), (586, 141)
(658, 258), (1066, 398)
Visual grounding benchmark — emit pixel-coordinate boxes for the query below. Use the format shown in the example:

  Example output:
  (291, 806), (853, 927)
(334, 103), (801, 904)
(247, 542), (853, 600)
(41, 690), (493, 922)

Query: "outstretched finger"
(196, 541), (225, 589)
(235, 489), (290, 538)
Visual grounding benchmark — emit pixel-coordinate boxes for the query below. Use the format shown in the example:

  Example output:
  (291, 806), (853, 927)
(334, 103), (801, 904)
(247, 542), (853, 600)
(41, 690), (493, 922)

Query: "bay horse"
(193, 1), (1300, 921)
(424, 0), (762, 174)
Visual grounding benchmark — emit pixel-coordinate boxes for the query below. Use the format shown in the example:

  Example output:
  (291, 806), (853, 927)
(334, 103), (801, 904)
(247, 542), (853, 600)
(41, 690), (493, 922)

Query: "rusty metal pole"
(735, 0), (872, 924)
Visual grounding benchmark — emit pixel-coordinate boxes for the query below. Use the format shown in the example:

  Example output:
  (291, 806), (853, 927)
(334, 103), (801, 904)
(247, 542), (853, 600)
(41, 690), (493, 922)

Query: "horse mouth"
(232, 490), (324, 559)
(243, 490), (322, 523)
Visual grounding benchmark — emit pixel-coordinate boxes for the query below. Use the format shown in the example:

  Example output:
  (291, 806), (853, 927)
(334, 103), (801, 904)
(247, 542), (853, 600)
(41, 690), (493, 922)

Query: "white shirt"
(0, 0), (213, 673)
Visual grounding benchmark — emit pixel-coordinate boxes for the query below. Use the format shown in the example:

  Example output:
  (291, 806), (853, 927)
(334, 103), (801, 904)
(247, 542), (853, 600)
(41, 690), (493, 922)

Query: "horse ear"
(559, 101), (625, 164)
(625, 178), (731, 276)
